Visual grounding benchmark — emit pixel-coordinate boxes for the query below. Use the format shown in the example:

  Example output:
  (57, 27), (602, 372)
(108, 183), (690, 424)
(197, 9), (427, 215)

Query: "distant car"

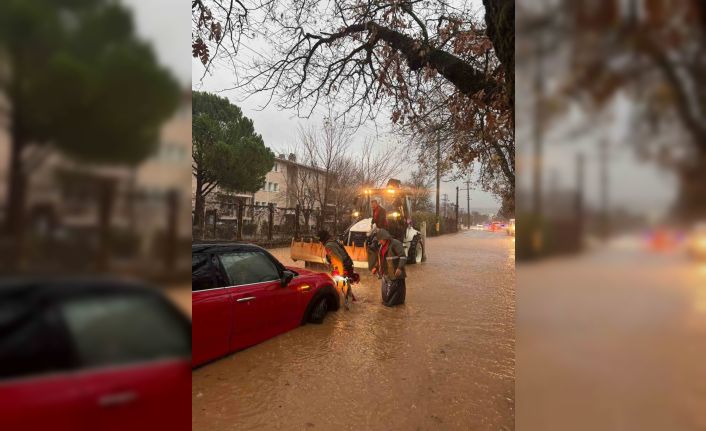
(192, 243), (339, 367)
(489, 221), (504, 232)
(0, 279), (192, 431)
(645, 227), (682, 252)
(686, 223), (706, 260)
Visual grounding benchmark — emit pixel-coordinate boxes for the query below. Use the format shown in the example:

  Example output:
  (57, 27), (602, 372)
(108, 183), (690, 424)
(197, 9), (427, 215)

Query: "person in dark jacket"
(318, 230), (355, 277)
(319, 230), (358, 307)
(372, 228), (406, 307)
(371, 199), (388, 229)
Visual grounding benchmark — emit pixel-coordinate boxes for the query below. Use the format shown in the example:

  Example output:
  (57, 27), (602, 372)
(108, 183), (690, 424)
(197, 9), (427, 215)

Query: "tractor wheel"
(407, 235), (424, 264)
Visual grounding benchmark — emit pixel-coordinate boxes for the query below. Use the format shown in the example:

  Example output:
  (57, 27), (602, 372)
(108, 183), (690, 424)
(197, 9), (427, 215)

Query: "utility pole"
(459, 179), (472, 228)
(600, 139), (610, 239)
(455, 186), (459, 231)
(576, 153), (585, 249)
(442, 193), (448, 218)
(533, 30), (544, 218)
(465, 179), (471, 227)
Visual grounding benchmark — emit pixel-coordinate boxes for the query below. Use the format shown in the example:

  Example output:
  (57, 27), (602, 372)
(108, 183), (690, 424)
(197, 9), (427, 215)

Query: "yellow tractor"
(290, 179), (427, 269)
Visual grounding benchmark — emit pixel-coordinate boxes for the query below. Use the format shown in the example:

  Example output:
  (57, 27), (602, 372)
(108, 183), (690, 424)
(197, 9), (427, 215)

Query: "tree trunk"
(435, 137), (441, 220)
(165, 190), (178, 270)
(674, 160), (706, 222)
(194, 175), (205, 239)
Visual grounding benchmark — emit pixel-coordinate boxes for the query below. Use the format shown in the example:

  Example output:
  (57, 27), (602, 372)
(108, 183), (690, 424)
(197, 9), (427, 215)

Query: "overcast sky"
(121, 0), (191, 85)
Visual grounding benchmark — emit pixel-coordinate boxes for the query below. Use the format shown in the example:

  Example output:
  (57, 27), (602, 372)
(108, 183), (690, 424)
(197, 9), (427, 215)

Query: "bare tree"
(520, 1), (706, 219)
(298, 116), (352, 229)
(193, 0), (515, 216)
(278, 147), (319, 230)
(354, 138), (401, 189)
(405, 167), (434, 212)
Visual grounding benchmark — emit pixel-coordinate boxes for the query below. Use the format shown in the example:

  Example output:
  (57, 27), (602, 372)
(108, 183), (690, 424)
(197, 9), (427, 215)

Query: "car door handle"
(236, 296), (256, 302)
(98, 391), (137, 408)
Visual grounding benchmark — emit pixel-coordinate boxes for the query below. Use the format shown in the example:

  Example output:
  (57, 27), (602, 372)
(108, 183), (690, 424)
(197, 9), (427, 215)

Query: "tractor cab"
(291, 179), (427, 269)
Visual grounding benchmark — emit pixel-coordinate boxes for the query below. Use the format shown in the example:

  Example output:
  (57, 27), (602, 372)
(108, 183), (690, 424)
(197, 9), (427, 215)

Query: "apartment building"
(195, 152), (328, 226)
(0, 90), (192, 257)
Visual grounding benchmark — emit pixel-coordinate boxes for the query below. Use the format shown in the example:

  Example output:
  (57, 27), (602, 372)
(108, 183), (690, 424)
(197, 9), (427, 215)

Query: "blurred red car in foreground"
(0, 279), (192, 431)
(192, 243), (340, 367)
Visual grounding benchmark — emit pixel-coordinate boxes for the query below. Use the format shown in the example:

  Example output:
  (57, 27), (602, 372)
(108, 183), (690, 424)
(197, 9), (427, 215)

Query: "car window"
(192, 253), (217, 291)
(0, 302), (73, 380)
(218, 252), (280, 286)
(60, 295), (190, 369)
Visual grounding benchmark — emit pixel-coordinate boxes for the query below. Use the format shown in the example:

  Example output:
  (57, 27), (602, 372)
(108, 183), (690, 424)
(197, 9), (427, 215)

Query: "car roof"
(192, 242), (267, 254)
(0, 276), (151, 298)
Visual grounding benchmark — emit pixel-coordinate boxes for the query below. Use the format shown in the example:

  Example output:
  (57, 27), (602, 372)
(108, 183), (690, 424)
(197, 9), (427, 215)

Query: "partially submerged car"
(0, 278), (192, 431)
(192, 243), (339, 367)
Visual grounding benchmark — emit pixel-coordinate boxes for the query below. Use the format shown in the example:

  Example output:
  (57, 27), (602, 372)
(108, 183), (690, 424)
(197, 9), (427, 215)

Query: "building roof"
(274, 156), (328, 175)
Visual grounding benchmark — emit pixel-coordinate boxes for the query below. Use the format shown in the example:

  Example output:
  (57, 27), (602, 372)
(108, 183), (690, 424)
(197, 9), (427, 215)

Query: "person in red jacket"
(371, 199), (388, 229)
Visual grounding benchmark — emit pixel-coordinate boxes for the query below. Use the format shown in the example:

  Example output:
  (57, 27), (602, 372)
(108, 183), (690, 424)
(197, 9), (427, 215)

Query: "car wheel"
(308, 296), (329, 324)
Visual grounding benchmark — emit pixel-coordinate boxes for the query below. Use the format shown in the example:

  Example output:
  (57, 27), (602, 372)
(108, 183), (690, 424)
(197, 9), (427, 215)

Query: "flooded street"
(517, 241), (706, 430)
(192, 230), (515, 430)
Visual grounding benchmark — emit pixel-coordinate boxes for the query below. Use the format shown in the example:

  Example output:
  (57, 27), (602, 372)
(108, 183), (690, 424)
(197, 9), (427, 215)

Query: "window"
(273, 163), (279, 172)
(218, 252), (280, 286)
(0, 300), (73, 379)
(267, 182), (272, 192)
(193, 253), (217, 291)
(273, 183), (279, 192)
(60, 295), (190, 368)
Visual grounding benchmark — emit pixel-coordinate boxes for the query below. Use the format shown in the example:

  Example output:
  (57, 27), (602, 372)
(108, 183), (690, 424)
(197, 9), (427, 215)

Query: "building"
(0, 89), (192, 262)
(193, 152), (329, 230)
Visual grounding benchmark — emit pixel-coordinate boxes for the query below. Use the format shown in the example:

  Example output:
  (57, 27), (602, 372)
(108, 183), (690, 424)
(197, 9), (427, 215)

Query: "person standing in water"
(318, 230), (358, 307)
(372, 228), (406, 307)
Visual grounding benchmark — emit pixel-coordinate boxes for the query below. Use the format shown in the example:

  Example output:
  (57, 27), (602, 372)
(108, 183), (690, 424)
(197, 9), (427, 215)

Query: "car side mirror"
(281, 270), (295, 287)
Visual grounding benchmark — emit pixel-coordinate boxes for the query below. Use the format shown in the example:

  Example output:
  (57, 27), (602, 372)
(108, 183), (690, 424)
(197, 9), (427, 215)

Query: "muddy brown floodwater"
(192, 230), (515, 430)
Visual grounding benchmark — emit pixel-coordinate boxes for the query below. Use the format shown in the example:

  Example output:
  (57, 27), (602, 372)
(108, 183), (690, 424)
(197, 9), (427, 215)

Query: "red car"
(192, 243), (340, 367)
(0, 279), (192, 431)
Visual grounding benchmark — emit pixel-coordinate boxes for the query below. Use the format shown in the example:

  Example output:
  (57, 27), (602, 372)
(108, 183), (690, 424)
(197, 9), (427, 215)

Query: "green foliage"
(0, 0), (180, 165)
(192, 91), (274, 194)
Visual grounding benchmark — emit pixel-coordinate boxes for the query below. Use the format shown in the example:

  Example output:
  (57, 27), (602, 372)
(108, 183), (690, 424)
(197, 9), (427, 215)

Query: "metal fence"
(198, 203), (355, 245)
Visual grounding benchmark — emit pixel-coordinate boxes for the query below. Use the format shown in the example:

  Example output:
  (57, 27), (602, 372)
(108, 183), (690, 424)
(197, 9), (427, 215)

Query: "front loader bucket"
(290, 238), (371, 269)
(344, 244), (370, 269)
(290, 238), (327, 265)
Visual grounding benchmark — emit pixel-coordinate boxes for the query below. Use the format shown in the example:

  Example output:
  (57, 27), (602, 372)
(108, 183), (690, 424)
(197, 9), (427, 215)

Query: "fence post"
(165, 190), (178, 270)
(333, 206), (338, 235)
(267, 203), (274, 241)
(295, 204), (300, 239)
(237, 202), (243, 241)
